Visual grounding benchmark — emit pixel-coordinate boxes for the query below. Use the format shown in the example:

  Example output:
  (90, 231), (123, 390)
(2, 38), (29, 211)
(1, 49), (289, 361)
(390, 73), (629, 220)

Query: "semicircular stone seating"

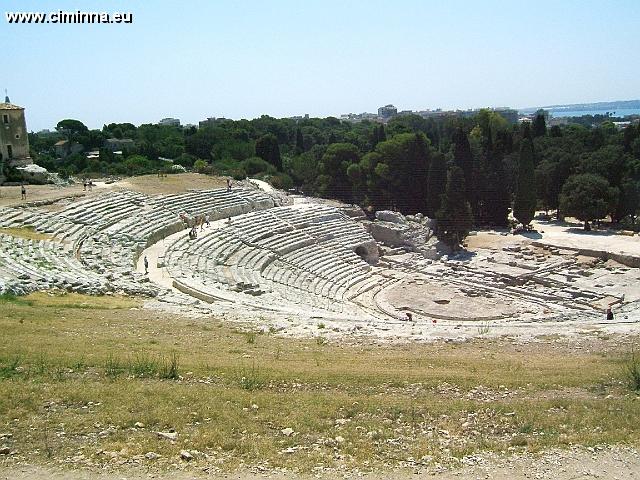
(0, 188), (275, 296)
(164, 204), (388, 317)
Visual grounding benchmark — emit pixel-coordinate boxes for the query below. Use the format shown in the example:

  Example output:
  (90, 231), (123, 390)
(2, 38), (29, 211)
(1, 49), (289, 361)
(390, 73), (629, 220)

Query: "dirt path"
(2, 446), (639, 479)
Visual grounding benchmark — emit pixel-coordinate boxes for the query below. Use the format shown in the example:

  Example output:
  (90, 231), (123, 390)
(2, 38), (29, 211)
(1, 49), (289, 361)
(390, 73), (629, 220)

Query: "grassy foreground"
(0, 292), (638, 474)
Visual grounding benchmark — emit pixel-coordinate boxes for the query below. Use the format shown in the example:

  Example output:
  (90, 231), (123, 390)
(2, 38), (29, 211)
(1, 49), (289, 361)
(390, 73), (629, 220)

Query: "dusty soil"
(2, 446), (639, 479)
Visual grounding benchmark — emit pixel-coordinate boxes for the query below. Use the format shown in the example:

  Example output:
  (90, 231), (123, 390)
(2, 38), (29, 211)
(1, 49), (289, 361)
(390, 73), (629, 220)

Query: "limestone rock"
(156, 430), (178, 441)
(375, 210), (407, 225)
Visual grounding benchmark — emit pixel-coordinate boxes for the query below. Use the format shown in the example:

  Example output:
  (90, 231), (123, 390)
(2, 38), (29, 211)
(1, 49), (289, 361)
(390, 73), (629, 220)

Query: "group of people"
(82, 179), (94, 191)
(180, 212), (211, 240)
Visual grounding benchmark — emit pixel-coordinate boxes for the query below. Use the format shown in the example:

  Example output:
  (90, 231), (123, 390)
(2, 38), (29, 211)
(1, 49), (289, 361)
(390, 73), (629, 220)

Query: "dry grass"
(0, 173), (229, 208)
(0, 293), (638, 474)
(0, 184), (88, 208)
(113, 173), (228, 195)
(0, 227), (54, 241)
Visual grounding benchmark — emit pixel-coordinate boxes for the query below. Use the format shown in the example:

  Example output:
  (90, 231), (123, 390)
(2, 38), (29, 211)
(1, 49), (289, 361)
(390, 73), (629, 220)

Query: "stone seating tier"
(163, 205), (382, 310)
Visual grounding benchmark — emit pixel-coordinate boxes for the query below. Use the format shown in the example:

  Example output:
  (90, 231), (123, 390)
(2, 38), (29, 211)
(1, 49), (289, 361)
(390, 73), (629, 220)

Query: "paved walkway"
(532, 218), (640, 256)
(135, 218), (230, 290)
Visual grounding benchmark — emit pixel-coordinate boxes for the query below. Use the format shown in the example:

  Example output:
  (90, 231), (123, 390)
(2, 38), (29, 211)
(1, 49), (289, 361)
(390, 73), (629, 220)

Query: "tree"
(451, 127), (476, 218)
(483, 131), (510, 226)
(579, 145), (628, 188)
(174, 153), (197, 169)
(513, 138), (536, 228)
(614, 179), (640, 225)
(371, 125), (380, 147)
(255, 134), (281, 170)
(295, 127), (304, 154)
(436, 166), (473, 250)
(532, 112), (547, 138)
(123, 155), (153, 175)
(534, 150), (574, 215)
(317, 143), (360, 201)
(426, 152), (447, 217)
(193, 159), (208, 173)
(56, 119), (88, 139)
(368, 133), (430, 213)
(559, 174), (616, 230)
(377, 124), (386, 143)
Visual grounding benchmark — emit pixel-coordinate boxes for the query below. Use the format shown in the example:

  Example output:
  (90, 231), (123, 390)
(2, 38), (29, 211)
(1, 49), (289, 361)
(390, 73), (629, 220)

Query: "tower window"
(15, 134), (20, 139)
(2, 115), (8, 124)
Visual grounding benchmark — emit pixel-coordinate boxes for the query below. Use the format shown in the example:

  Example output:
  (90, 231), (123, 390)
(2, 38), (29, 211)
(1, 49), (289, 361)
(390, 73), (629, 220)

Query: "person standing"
(21, 184), (26, 200)
(606, 306), (614, 320)
(227, 178), (232, 192)
(144, 255), (149, 275)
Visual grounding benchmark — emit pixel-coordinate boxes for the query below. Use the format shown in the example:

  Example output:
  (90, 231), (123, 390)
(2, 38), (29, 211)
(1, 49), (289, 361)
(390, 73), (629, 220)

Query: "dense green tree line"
(25, 110), (640, 247)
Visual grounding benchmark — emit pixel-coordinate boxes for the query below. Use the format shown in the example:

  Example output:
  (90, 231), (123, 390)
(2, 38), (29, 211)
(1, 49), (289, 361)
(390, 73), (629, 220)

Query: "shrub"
(193, 159), (209, 173)
(269, 173), (294, 190)
(240, 157), (276, 176)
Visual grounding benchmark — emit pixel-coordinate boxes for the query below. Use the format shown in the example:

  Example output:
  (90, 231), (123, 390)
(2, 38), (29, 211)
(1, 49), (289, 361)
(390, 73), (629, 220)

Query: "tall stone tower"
(0, 93), (32, 167)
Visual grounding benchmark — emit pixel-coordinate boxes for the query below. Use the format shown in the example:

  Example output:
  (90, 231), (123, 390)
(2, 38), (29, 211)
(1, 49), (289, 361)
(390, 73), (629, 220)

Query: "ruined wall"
(0, 107), (31, 163)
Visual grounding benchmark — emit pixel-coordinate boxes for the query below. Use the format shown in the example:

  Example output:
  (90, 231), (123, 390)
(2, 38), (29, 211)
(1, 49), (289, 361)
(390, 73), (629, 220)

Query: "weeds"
(105, 354), (124, 378)
(477, 322), (491, 336)
(245, 331), (257, 344)
(624, 347), (640, 391)
(129, 351), (159, 377)
(0, 293), (33, 306)
(160, 352), (180, 380)
(0, 356), (22, 379)
(238, 363), (265, 391)
(316, 336), (327, 346)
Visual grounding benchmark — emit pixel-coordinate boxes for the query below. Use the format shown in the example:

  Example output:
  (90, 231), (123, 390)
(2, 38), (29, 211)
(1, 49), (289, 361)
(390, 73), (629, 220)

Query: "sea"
(546, 108), (640, 118)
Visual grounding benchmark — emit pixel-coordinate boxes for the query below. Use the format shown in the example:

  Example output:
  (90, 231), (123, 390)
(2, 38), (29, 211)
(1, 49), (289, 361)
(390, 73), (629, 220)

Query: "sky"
(2, 0), (639, 131)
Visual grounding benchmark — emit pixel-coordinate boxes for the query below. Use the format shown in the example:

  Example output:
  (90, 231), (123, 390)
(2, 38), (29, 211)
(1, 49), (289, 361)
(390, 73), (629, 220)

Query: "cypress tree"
(426, 152), (447, 217)
(452, 127), (476, 219)
(532, 112), (547, 138)
(378, 124), (387, 142)
(371, 125), (380, 147)
(484, 129), (510, 226)
(514, 137), (536, 227)
(255, 134), (282, 170)
(295, 127), (304, 154)
(436, 165), (473, 250)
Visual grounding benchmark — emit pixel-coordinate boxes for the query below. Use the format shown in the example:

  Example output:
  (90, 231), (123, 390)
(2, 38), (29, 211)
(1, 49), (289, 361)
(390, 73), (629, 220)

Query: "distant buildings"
(158, 117), (180, 127)
(340, 105), (519, 124)
(198, 117), (228, 129)
(104, 138), (134, 152)
(0, 94), (32, 167)
(54, 139), (83, 158)
(377, 104), (398, 118)
(339, 112), (380, 123)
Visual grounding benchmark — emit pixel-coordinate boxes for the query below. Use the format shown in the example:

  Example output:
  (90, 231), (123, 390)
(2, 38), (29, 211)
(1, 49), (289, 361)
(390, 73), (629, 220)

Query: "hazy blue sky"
(2, 0), (639, 130)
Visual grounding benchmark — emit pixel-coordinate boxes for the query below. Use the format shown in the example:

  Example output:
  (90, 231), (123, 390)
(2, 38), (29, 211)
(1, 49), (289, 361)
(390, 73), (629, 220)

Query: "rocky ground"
(2, 446), (639, 479)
